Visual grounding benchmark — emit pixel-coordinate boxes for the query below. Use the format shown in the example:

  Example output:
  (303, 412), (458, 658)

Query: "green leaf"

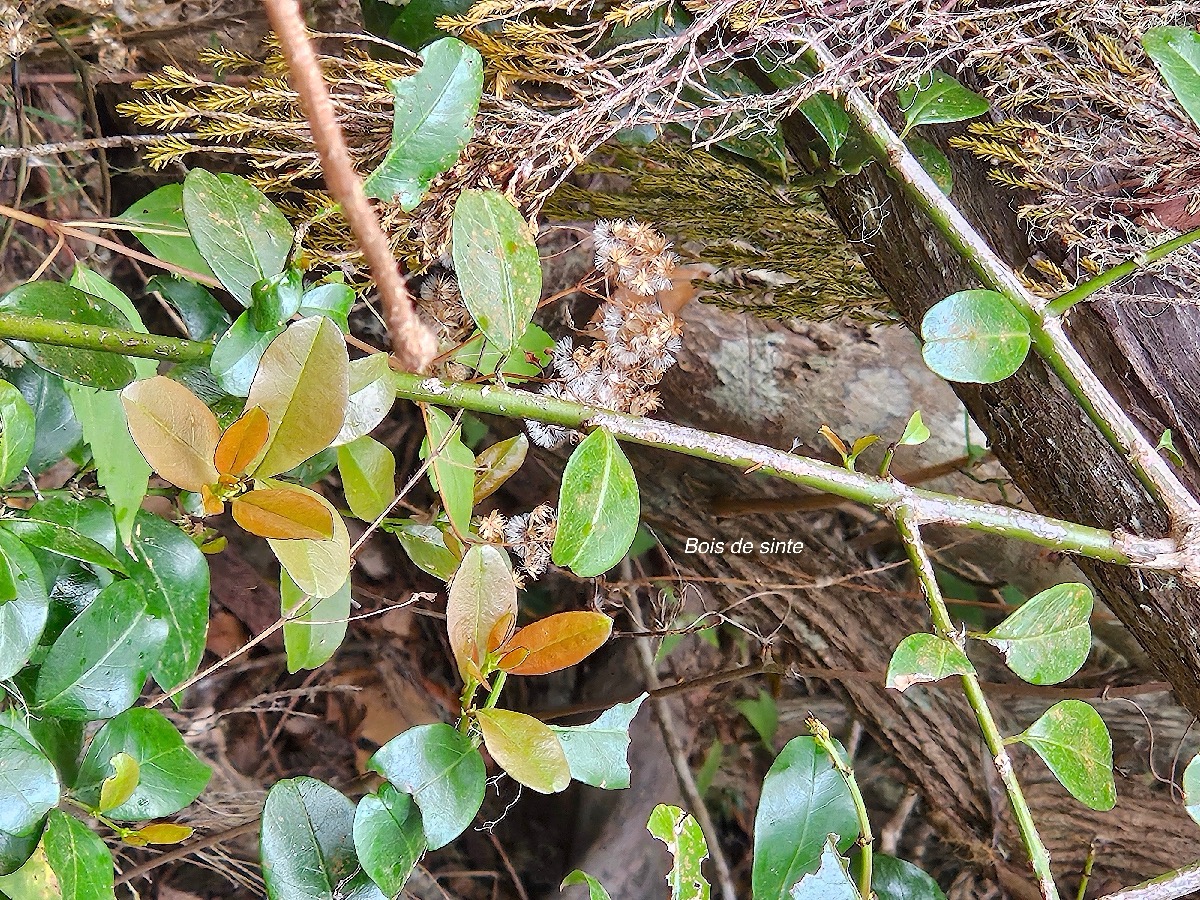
(6, 365), (81, 475)
(146, 275), (231, 341)
(0, 379), (35, 488)
(551, 428), (640, 577)
(898, 411), (930, 446)
(477, 708), (571, 794)
(420, 406), (475, 536)
(368, 722), (486, 850)
(561, 870), (613, 900)
(446, 543), (516, 681)
(789, 838), (859, 900)
(450, 324), (555, 382)
(261, 777), (385, 900)
(1183, 753), (1200, 826)
(647, 804), (710, 900)
(353, 784), (426, 898)
(451, 189), (542, 355)
(0, 528), (49, 681)
(920, 290), (1031, 384)
(885, 633), (975, 692)
(182, 169), (294, 306)
(380, 0), (475, 49)
(550, 693), (646, 789)
(1143, 28), (1200, 132)
(333, 355), (394, 447)
(97, 752), (139, 813)
(473, 433), (529, 504)
(3, 516), (126, 576)
(386, 521), (461, 581)
(298, 282), (355, 333)
(897, 70), (989, 134)
(246, 316), (350, 478)
(854, 854), (946, 900)
(34, 579), (167, 720)
(0, 826), (42, 878)
(74, 707), (211, 821)
(42, 810), (115, 900)
(364, 38), (483, 210)
(983, 583), (1093, 685)
(250, 268), (304, 332)
(0, 283), (135, 389)
(735, 689), (779, 749)
(122, 510), (210, 694)
(753, 736), (859, 900)
(282, 571), (352, 673)
(905, 137), (953, 195)
(338, 436), (396, 522)
(799, 92), (850, 159)
(1017, 699), (1115, 811)
(0, 725), (59, 837)
(267, 486), (351, 599)
(211, 312), (282, 397)
(119, 183), (217, 280)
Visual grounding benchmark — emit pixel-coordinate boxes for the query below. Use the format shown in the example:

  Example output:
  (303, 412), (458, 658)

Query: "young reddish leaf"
(214, 406), (269, 478)
(499, 611), (613, 675)
(232, 488), (335, 540)
(446, 544), (516, 683)
(125, 823), (193, 846)
(121, 376), (220, 492)
(476, 708), (570, 794)
(473, 434), (528, 504)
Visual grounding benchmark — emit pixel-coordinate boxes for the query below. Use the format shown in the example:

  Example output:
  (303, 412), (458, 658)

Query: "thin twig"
(261, 0), (436, 373)
(114, 820), (260, 886)
(0, 133), (199, 161)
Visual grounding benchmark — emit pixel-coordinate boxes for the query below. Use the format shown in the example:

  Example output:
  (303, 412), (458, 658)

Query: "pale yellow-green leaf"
(266, 484), (351, 598)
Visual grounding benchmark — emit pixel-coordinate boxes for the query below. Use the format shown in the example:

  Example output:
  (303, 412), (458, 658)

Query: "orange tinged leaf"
(499, 611), (613, 675)
(200, 485), (224, 516)
(476, 708), (570, 794)
(446, 544), (516, 683)
(126, 823), (193, 845)
(121, 376), (220, 492)
(232, 488), (335, 540)
(215, 406), (269, 477)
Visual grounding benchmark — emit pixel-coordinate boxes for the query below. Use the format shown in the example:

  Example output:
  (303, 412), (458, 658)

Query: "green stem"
(481, 670), (507, 710)
(1047, 228), (1200, 317)
(808, 716), (872, 898)
(0, 312), (213, 362)
(893, 506), (1060, 900)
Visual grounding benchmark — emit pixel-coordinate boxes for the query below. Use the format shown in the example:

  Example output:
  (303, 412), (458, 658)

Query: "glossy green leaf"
(120, 183), (216, 280)
(261, 777), (385, 900)
(0, 725), (59, 837)
(550, 693), (646, 789)
(0, 528), (48, 681)
(97, 752), (139, 813)
(3, 517), (126, 576)
(211, 311), (282, 397)
(182, 168), (293, 306)
(282, 571), (352, 673)
(906, 137), (953, 195)
(473, 433), (529, 503)
(298, 282), (355, 333)
(0, 379), (34, 488)
(6, 365), (81, 475)
(885, 633), (975, 692)
(0, 282), (135, 389)
(250, 268), (304, 332)
(34, 579), (167, 720)
(42, 810), (115, 900)
(1144, 28), (1200, 132)
(552, 428), (640, 577)
(267, 485), (351, 599)
(799, 92), (850, 159)
(452, 189), (542, 354)
(898, 411), (930, 446)
(25, 718), (84, 790)
(387, 521), (461, 581)
(647, 804), (710, 900)
(450, 323), (555, 382)
(379, 0), (474, 49)
(1183, 753), (1200, 825)
(146, 275), (231, 341)
(561, 870), (613, 900)
(983, 583), (1092, 685)
(0, 826), (42, 878)
(1018, 699), (1115, 810)
(421, 406), (475, 536)
(753, 736), (859, 900)
(789, 838), (859, 900)
(333, 355), (395, 446)
(364, 38), (483, 210)
(74, 707), (211, 821)
(338, 436), (396, 522)
(897, 70), (989, 134)
(246, 317), (349, 478)
(921, 290), (1031, 384)
(368, 722), (486, 850)
(477, 708), (570, 794)
(446, 543), (516, 681)
(854, 853), (947, 900)
(353, 783), (426, 898)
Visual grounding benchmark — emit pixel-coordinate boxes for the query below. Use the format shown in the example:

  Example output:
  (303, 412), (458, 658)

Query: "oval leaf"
(1018, 699), (1115, 811)
(363, 37), (483, 210)
(353, 784), (426, 898)
(211, 312), (283, 398)
(282, 571), (351, 673)
(120, 183), (217, 279)
(267, 486), (351, 598)
(551, 428), (640, 577)
(368, 722), (486, 850)
(477, 708), (570, 794)
(182, 168), (294, 306)
(1144, 27), (1200, 132)
(129, 823), (193, 845)
(983, 583), (1093, 685)
(245, 317), (349, 478)
(921, 289), (1031, 384)
(43, 809), (115, 900)
(0, 725), (59, 836)
(337, 435), (396, 522)
(0, 380), (35, 488)
(885, 633), (975, 692)
(897, 69), (989, 132)
(121, 375), (221, 492)
(473, 433), (528, 504)
(215, 406), (270, 478)
(858, 853), (947, 900)
(421, 406), (476, 536)
(549, 694), (646, 790)
(499, 611), (613, 675)
(446, 544), (517, 682)
(0, 529), (49, 681)
(234, 488), (335, 541)
(333, 354), (395, 447)
(451, 189), (542, 354)
(2, 516), (126, 576)
(97, 752), (140, 813)
(388, 521), (462, 581)
(298, 282), (355, 333)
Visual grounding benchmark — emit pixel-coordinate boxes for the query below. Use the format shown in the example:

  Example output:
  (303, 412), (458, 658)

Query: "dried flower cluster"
(593, 219), (680, 296)
(472, 504), (557, 584)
